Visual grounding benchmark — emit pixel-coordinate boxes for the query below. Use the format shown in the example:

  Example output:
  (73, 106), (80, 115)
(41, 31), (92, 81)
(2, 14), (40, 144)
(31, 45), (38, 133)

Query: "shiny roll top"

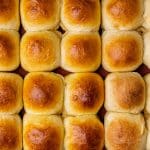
(0, 0), (20, 30)
(102, 31), (143, 72)
(61, 32), (101, 72)
(105, 72), (145, 114)
(23, 114), (64, 150)
(20, 31), (60, 72)
(61, 0), (101, 31)
(102, 0), (143, 30)
(23, 72), (64, 115)
(0, 115), (22, 150)
(64, 115), (104, 150)
(64, 73), (104, 115)
(20, 0), (60, 31)
(0, 30), (20, 71)
(144, 74), (150, 114)
(0, 73), (23, 114)
(105, 112), (146, 150)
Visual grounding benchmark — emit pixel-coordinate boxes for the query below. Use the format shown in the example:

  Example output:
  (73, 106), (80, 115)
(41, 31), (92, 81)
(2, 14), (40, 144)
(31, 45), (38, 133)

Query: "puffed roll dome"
(61, 0), (101, 31)
(61, 32), (101, 72)
(102, 0), (143, 30)
(20, 0), (60, 31)
(102, 31), (143, 72)
(64, 73), (104, 115)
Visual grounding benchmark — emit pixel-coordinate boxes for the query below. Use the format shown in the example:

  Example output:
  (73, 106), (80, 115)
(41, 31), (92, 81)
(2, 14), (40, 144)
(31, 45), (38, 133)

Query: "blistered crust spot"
(64, 0), (97, 23)
(0, 124), (18, 149)
(107, 0), (139, 24)
(112, 76), (144, 109)
(26, 126), (60, 150)
(106, 37), (140, 67)
(107, 119), (141, 150)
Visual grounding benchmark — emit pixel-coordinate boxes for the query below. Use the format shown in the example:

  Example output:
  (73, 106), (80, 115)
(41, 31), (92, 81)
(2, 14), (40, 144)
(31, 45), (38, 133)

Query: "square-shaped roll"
(102, 0), (143, 30)
(0, 30), (20, 71)
(23, 72), (64, 115)
(20, 31), (60, 72)
(105, 112), (146, 150)
(20, 0), (60, 31)
(105, 72), (145, 114)
(61, 32), (101, 72)
(64, 73), (104, 115)
(143, 32), (150, 69)
(102, 31), (143, 72)
(64, 115), (104, 150)
(0, 115), (22, 150)
(0, 0), (20, 30)
(144, 74), (150, 114)
(0, 73), (23, 114)
(143, 0), (150, 29)
(23, 114), (64, 150)
(61, 0), (101, 31)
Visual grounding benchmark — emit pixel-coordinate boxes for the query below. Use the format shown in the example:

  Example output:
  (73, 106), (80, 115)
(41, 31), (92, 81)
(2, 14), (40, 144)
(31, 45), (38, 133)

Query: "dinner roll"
(64, 73), (104, 115)
(20, 0), (60, 31)
(102, 0), (143, 30)
(143, 0), (150, 29)
(23, 72), (64, 115)
(0, 115), (22, 150)
(102, 31), (143, 72)
(20, 31), (60, 72)
(144, 74), (150, 114)
(105, 72), (145, 114)
(23, 114), (64, 150)
(0, 73), (23, 114)
(0, 30), (19, 71)
(64, 115), (104, 150)
(0, 0), (20, 30)
(105, 112), (146, 150)
(61, 0), (101, 31)
(143, 32), (150, 69)
(61, 32), (101, 72)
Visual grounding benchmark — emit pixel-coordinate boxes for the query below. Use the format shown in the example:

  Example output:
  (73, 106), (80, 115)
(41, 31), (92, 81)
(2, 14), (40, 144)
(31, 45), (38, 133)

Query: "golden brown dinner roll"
(102, 31), (143, 72)
(0, 73), (23, 114)
(61, 0), (101, 31)
(105, 72), (145, 114)
(64, 73), (104, 115)
(102, 0), (143, 30)
(64, 115), (104, 150)
(23, 72), (64, 115)
(0, 114), (22, 150)
(105, 112), (146, 150)
(0, 30), (19, 71)
(143, 0), (150, 29)
(20, 0), (60, 31)
(23, 114), (64, 150)
(144, 74), (150, 114)
(0, 0), (20, 30)
(20, 31), (60, 72)
(61, 32), (101, 72)
(143, 32), (150, 69)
